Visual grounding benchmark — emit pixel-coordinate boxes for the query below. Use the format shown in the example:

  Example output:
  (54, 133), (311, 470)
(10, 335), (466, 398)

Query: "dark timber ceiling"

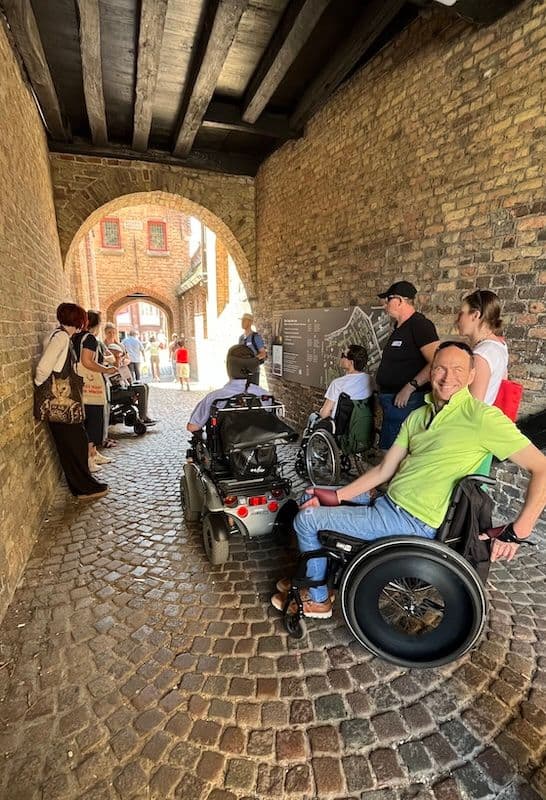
(0, 0), (525, 176)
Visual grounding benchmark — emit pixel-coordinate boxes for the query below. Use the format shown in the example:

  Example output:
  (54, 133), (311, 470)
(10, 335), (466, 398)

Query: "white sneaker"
(88, 459), (101, 474)
(94, 452), (112, 465)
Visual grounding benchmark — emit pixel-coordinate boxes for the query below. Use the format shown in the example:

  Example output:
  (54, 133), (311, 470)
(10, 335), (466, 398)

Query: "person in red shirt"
(175, 339), (191, 390)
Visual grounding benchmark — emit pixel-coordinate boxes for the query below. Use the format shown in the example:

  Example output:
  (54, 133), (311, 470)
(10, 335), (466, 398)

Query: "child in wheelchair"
(272, 342), (545, 665)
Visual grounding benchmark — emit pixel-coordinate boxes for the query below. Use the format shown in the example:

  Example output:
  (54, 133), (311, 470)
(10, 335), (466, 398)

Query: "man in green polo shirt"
(272, 341), (546, 620)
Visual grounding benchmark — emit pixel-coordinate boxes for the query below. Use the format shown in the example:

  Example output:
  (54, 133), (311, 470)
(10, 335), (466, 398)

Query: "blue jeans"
(378, 391), (426, 449)
(293, 493), (436, 602)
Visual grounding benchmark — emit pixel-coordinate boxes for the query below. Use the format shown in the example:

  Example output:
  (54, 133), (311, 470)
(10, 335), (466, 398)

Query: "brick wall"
(50, 159), (256, 301)
(255, 1), (546, 524)
(0, 22), (70, 619)
(77, 205), (192, 333)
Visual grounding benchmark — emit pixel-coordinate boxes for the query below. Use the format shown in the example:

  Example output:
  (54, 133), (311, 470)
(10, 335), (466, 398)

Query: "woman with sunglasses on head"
(456, 289), (508, 405)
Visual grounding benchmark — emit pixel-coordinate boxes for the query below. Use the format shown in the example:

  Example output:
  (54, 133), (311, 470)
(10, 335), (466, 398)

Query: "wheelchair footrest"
(318, 529), (367, 554)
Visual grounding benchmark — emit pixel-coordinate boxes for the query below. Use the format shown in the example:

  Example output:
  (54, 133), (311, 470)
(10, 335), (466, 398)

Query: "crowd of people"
(35, 305), (157, 500)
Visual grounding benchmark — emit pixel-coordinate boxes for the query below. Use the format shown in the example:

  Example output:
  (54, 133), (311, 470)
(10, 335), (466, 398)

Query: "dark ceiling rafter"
(1, 0), (70, 141)
(49, 139), (261, 177)
(203, 100), (294, 140)
(290, 0), (406, 129)
(173, 0), (249, 158)
(76, 0), (108, 145)
(242, 0), (330, 125)
(132, 0), (169, 152)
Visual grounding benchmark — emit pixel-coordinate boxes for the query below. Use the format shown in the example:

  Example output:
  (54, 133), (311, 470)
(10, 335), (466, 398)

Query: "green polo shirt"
(387, 387), (530, 529)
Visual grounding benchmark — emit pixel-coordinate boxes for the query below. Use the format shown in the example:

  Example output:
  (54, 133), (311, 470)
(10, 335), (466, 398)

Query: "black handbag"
(34, 332), (84, 424)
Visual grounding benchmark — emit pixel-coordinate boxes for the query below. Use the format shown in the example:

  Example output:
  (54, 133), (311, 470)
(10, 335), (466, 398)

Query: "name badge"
(391, 340), (403, 347)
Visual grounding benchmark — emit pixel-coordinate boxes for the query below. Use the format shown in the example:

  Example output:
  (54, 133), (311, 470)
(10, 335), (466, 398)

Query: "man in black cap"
(376, 281), (439, 449)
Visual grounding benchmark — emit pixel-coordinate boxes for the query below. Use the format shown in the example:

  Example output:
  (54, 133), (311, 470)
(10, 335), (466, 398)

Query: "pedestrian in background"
(149, 336), (161, 381)
(239, 312), (266, 386)
(123, 329), (145, 382)
(176, 338), (191, 391)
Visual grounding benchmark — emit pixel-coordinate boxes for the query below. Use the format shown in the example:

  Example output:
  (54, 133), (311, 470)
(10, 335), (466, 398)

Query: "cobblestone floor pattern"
(0, 385), (545, 800)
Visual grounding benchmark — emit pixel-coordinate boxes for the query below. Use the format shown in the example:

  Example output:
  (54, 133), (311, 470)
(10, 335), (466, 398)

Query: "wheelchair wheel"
(202, 512), (230, 566)
(180, 474), (200, 522)
(340, 537), (487, 668)
(305, 429), (340, 486)
(134, 421), (147, 436)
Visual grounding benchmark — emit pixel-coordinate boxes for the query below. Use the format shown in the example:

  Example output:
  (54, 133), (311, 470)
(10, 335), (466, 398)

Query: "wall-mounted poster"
(271, 305), (391, 389)
(271, 344), (283, 376)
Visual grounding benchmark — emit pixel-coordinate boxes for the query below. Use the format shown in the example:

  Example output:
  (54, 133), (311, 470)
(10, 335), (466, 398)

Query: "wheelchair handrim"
(340, 538), (488, 668)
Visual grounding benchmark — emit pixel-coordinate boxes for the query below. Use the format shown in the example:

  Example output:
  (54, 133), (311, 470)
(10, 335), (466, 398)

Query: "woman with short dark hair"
(34, 303), (108, 500)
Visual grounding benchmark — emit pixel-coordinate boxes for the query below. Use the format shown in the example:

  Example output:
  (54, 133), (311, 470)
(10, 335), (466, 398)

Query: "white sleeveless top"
(473, 339), (509, 405)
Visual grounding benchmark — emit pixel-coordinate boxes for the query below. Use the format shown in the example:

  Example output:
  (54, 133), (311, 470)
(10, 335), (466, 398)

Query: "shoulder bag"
(76, 333), (107, 405)
(34, 331), (84, 424)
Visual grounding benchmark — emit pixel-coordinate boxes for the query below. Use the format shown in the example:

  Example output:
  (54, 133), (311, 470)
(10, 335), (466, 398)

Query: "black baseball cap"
(378, 281), (417, 299)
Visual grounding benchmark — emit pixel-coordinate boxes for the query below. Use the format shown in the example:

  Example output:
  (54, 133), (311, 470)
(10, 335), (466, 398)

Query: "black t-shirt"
(73, 331), (99, 361)
(376, 312), (438, 393)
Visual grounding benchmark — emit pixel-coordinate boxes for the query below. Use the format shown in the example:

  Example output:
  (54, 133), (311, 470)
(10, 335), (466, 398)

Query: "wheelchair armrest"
(318, 529), (367, 554)
(465, 473), (495, 486)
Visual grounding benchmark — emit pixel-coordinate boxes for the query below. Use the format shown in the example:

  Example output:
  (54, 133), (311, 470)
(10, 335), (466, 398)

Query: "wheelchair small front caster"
(284, 610), (306, 639)
(134, 421), (147, 436)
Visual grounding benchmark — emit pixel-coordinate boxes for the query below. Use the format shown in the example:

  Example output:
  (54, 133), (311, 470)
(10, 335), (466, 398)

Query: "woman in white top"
(34, 303), (108, 500)
(456, 289), (508, 404)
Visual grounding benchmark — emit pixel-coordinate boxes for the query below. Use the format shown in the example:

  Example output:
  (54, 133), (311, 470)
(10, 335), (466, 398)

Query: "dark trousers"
(129, 362), (141, 382)
(378, 391), (426, 449)
(48, 422), (106, 496)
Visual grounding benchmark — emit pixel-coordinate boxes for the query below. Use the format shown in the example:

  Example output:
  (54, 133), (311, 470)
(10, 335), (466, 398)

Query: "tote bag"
(34, 332), (84, 424)
(76, 333), (107, 405)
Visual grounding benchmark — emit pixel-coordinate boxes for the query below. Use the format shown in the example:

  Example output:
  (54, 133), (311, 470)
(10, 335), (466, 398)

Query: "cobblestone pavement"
(0, 385), (545, 800)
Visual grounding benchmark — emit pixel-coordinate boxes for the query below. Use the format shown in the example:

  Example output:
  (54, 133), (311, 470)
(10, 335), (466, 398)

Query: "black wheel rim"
(341, 544), (486, 668)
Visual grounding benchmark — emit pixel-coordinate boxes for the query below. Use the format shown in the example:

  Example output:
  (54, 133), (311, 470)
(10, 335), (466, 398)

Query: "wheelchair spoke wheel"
(305, 429), (340, 486)
(202, 512), (230, 566)
(340, 538), (487, 668)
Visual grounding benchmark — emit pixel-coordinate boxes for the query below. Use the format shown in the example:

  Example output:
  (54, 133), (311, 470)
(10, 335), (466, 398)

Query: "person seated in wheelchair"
(107, 343), (156, 425)
(272, 340), (546, 620)
(305, 344), (372, 435)
(186, 344), (271, 433)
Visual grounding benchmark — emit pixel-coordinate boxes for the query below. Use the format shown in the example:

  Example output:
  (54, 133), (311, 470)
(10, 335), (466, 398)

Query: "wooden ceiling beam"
(203, 100), (295, 139)
(173, 0), (249, 158)
(242, 0), (330, 125)
(49, 139), (261, 177)
(132, 0), (169, 152)
(290, 0), (405, 129)
(2, 0), (70, 141)
(76, 0), (108, 145)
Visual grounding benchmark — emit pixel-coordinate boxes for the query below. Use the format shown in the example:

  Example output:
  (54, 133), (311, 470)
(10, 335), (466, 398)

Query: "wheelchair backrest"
(436, 474), (495, 582)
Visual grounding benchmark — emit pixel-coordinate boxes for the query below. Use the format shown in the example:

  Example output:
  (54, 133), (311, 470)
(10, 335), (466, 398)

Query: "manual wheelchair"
(180, 393), (299, 565)
(281, 474), (496, 668)
(109, 391), (147, 435)
(295, 392), (374, 485)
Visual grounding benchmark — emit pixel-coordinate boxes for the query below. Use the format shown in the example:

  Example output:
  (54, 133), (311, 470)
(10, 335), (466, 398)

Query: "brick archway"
(105, 286), (175, 335)
(63, 189), (252, 294)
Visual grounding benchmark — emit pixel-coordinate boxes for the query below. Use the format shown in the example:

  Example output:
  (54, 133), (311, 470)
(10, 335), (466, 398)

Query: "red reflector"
(249, 496), (267, 506)
(237, 506), (248, 518)
(211, 418), (217, 426)
(224, 495), (238, 508)
(271, 488), (284, 499)
(268, 501), (279, 513)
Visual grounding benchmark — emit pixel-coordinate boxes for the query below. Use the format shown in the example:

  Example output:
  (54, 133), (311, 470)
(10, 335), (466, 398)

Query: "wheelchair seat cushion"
(219, 407), (297, 451)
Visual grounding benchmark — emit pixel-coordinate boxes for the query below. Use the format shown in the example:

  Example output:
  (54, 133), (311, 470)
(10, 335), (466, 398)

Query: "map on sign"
(271, 305), (391, 388)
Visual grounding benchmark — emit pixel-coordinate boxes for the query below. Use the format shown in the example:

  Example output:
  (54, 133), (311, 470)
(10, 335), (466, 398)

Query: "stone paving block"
(113, 760), (149, 799)
(224, 758), (258, 791)
(197, 750), (226, 781)
(370, 748), (405, 786)
(312, 756), (345, 795)
(174, 771), (208, 799)
(150, 764), (182, 798)
(340, 718), (375, 750)
(141, 730), (172, 761)
(220, 726), (246, 754)
(285, 763), (312, 794)
(315, 693), (347, 721)
(276, 729), (306, 761)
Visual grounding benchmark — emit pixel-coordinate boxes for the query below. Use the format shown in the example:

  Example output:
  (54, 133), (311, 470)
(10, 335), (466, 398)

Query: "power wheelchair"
(281, 474), (498, 668)
(295, 392), (374, 485)
(180, 393), (299, 565)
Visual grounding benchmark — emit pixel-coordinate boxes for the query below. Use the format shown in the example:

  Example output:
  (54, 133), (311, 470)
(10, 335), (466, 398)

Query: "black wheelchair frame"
(109, 390), (147, 436)
(281, 474), (495, 668)
(295, 392), (374, 485)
